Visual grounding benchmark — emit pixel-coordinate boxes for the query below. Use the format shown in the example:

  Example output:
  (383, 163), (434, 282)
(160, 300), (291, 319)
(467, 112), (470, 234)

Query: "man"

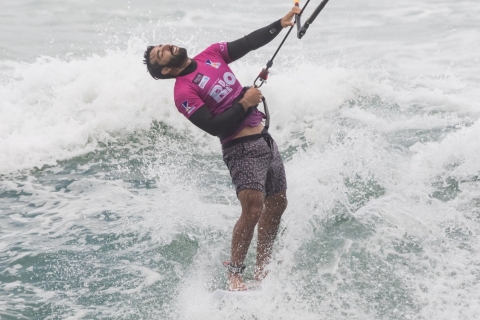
(143, 6), (301, 291)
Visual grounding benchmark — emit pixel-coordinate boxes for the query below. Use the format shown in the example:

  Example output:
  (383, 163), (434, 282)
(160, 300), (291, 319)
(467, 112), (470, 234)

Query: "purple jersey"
(174, 42), (264, 143)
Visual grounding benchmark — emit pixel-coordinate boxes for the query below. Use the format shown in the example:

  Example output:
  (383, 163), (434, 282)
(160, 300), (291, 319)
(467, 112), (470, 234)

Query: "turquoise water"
(1, 0), (480, 319)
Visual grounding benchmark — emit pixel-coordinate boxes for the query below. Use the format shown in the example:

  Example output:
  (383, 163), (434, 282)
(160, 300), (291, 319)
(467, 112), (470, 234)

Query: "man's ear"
(161, 67), (171, 75)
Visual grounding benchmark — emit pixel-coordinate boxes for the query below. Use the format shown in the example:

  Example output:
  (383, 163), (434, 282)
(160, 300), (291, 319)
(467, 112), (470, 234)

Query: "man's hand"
(281, 6), (302, 28)
(240, 87), (263, 109)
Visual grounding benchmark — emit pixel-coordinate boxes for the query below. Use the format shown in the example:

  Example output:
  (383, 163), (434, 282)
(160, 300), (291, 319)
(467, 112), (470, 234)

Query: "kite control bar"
(254, 0), (331, 88)
(297, 0), (330, 39)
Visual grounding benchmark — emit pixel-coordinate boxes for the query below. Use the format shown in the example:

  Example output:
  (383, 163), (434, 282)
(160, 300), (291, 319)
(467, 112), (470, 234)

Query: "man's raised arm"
(227, 6), (301, 61)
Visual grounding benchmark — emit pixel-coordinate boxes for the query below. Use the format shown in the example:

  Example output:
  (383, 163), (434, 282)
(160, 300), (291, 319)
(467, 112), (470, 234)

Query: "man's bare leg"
(228, 189), (265, 291)
(255, 191), (287, 281)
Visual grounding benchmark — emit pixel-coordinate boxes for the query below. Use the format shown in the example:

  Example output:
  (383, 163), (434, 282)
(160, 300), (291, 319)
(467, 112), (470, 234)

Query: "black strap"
(223, 261), (246, 274)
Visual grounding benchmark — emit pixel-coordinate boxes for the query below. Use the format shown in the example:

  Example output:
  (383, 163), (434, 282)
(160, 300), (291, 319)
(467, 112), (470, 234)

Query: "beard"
(164, 47), (188, 68)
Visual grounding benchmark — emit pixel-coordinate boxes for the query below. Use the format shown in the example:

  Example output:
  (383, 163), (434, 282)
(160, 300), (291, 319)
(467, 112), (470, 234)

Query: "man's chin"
(177, 48), (188, 60)
(170, 50), (188, 68)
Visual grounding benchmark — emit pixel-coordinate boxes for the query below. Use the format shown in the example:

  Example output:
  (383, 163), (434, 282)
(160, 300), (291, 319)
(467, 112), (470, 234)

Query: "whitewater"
(1, 0), (479, 319)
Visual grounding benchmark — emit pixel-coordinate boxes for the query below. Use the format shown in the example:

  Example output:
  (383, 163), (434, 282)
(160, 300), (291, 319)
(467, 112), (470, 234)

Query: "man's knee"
(238, 189), (265, 217)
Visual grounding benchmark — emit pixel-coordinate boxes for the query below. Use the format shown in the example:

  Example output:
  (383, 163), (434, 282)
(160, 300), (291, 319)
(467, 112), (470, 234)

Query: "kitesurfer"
(143, 6), (301, 291)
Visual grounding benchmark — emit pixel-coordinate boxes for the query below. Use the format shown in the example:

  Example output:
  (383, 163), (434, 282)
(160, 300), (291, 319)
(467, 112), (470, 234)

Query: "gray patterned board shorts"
(222, 129), (287, 197)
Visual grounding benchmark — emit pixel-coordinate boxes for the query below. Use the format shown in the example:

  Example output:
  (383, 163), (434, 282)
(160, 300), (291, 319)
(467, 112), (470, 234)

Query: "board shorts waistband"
(222, 128), (270, 150)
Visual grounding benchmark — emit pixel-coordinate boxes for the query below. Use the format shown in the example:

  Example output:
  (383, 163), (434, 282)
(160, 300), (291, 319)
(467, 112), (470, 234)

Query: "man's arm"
(189, 87), (263, 136)
(227, 20), (283, 62)
(189, 103), (248, 136)
(227, 7), (301, 61)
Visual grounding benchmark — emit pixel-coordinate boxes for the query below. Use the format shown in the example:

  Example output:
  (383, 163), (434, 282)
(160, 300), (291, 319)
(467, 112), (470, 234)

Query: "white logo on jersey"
(181, 101), (194, 114)
(199, 75), (210, 89)
(208, 72), (236, 103)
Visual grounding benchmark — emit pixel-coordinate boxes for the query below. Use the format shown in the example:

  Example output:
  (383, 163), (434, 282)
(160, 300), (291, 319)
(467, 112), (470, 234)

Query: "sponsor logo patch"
(199, 76), (210, 89)
(192, 73), (203, 85)
(205, 59), (221, 69)
(181, 101), (195, 114)
(192, 73), (210, 89)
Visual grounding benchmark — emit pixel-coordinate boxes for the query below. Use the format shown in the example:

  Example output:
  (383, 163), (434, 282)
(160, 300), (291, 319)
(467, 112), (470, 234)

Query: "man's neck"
(176, 59), (197, 77)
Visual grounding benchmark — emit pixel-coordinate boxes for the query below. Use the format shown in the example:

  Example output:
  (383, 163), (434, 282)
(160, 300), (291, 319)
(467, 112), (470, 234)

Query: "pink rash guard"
(173, 42), (265, 144)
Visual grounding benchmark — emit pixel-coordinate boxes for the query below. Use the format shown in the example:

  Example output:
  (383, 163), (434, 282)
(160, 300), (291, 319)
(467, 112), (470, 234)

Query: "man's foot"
(245, 280), (262, 290)
(227, 274), (248, 291)
(254, 265), (268, 282)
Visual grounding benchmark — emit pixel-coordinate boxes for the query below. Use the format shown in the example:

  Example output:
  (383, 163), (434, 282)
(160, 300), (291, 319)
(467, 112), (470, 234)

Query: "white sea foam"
(1, 44), (476, 173)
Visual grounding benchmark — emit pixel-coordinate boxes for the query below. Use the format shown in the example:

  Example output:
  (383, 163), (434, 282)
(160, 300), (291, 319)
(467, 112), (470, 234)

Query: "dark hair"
(143, 45), (175, 80)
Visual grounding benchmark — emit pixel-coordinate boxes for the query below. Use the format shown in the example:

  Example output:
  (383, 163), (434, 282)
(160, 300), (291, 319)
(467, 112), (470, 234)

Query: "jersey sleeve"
(203, 42), (233, 64)
(174, 86), (204, 119)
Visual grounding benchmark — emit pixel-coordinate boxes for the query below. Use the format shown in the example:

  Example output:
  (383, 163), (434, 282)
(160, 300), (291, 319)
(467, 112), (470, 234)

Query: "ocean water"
(1, 0), (480, 319)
